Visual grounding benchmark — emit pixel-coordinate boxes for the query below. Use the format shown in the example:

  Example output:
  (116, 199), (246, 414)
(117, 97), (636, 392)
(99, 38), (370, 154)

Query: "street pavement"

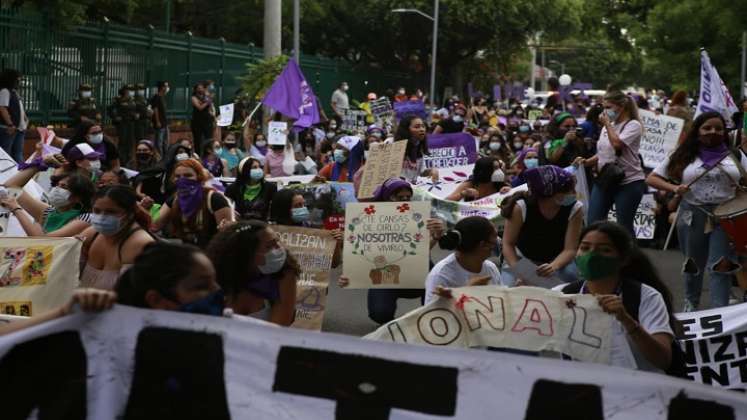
(322, 246), (718, 337)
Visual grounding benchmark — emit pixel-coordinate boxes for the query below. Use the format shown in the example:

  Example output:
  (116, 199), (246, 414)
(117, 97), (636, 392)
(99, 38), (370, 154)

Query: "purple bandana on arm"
(698, 143), (729, 169)
(175, 177), (204, 219)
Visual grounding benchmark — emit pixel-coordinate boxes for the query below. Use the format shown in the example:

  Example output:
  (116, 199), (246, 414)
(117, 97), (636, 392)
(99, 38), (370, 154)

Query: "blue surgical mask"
(333, 149), (346, 164)
(249, 168), (264, 181)
(524, 158), (539, 169)
(90, 213), (124, 236)
(178, 290), (225, 316)
(606, 109), (618, 121)
(558, 194), (577, 207)
(258, 247), (287, 275)
(291, 206), (310, 223)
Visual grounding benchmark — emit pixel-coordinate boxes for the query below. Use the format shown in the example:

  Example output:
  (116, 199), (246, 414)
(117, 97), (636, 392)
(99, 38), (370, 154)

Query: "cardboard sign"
(639, 109), (684, 169)
(275, 226), (337, 331)
(607, 193), (656, 240)
(342, 201), (430, 288)
(357, 141), (407, 199)
(0, 237), (82, 316)
(282, 182), (357, 230)
(217, 103), (235, 127)
(424, 132), (479, 169)
(369, 97), (393, 119)
(268, 121), (288, 145)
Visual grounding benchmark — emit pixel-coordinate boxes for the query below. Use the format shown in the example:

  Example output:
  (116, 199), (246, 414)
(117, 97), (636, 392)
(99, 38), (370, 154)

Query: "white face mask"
(89, 160), (101, 171)
(491, 169), (505, 183)
(452, 115), (464, 123)
(126, 90), (134, 98)
(136, 90), (145, 96)
(80, 91), (92, 98)
(255, 140), (267, 148)
(165, 87), (170, 94)
(47, 187), (71, 209)
(88, 133), (104, 144)
(258, 247), (287, 274)
(342, 85), (349, 92)
(175, 153), (189, 162)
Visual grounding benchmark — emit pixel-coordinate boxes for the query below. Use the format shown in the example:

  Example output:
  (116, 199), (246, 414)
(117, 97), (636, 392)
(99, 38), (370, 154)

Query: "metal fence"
(0, 8), (414, 125)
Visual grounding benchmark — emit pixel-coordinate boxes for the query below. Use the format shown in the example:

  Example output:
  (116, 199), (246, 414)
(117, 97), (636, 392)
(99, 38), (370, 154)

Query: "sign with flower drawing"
(342, 201), (431, 288)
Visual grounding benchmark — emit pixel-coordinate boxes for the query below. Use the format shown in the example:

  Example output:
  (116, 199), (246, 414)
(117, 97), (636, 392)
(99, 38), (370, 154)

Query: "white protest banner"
(217, 103), (235, 127)
(676, 303), (747, 391)
(1, 306), (745, 419)
(267, 174), (316, 187)
(607, 193), (656, 240)
(695, 49), (739, 125)
(413, 164), (474, 199)
(0, 237), (81, 316)
(367, 286), (613, 363)
(0, 147), (48, 236)
(268, 121), (288, 145)
(343, 201), (430, 288)
(413, 183), (527, 228)
(275, 225), (336, 330)
(639, 109), (684, 169)
(357, 141), (407, 199)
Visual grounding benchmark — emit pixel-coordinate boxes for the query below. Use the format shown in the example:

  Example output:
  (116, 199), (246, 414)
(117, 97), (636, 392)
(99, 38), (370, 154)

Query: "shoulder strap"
(206, 189), (215, 214)
(620, 279), (641, 322)
(561, 280), (584, 294)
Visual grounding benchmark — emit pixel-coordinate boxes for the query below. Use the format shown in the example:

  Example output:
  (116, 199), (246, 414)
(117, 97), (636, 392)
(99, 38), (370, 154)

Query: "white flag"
(695, 49), (738, 125)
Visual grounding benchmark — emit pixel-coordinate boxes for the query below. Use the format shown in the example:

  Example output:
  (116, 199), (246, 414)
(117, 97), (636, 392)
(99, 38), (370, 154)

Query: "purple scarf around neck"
(698, 142), (729, 169)
(175, 177), (204, 219)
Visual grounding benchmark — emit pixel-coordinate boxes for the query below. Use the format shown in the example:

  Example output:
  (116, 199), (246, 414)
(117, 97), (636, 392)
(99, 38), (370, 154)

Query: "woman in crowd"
(352, 126), (385, 192)
(424, 216), (502, 304)
(128, 139), (160, 172)
(152, 159), (233, 247)
(245, 131), (269, 165)
(134, 143), (186, 206)
(576, 91), (645, 235)
(509, 147), (538, 187)
(264, 144), (294, 177)
(201, 141), (229, 178)
(556, 221), (677, 373)
(0, 68), (27, 163)
(579, 103), (604, 143)
(666, 90), (693, 144)
(646, 111), (747, 310)
(482, 131), (513, 169)
(317, 136), (362, 183)
(190, 82), (214, 155)
(61, 121), (120, 171)
(60, 143), (103, 179)
(177, 138), (201, 160)
(269, 188), (309, 227)
(216, 131), (245, 176)
(446, 157), (510, 201)
(97, 168), (129, 188)
(396, 115), (436, 182)
(501, 165), (583, 286)
(225, 156), (277, 220)
(79, 185), (155, 290)
(1, 158), (94, 236)
(206, 221), (298, 325)
(542, 112), (586, 168)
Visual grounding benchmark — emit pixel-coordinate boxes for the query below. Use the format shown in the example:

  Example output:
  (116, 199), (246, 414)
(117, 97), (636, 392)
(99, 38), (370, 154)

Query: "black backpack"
(562, 280), (688, 378)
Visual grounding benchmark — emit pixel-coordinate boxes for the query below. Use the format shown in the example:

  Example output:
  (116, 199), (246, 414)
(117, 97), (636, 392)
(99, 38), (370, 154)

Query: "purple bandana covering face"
(524, 165), (573, 198)
(176, 177), (204, 219)
(698, 142), (729, 169)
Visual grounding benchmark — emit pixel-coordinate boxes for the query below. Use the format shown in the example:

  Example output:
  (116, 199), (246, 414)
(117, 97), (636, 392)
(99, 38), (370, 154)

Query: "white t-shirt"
(425, 253), (502, 304)
(653, 153), (747, 205)
(596, 119), (644, 185)
(553, 281), (673, 372)
(331, 89), (349, 113)
(0, 88), (28, 131)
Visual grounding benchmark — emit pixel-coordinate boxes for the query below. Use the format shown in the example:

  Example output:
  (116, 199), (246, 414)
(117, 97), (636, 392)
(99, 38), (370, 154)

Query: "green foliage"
(239, 55), (290, 100)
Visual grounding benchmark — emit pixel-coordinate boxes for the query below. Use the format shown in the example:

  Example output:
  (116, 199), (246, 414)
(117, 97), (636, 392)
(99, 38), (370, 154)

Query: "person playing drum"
(647, 111), (747, 311)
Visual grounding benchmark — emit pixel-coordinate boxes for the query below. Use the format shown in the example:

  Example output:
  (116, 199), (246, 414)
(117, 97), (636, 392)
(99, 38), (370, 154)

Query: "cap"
(367, 92), (377, 100)
(66, 143), (103, 162)
(79, 83), (92, 91)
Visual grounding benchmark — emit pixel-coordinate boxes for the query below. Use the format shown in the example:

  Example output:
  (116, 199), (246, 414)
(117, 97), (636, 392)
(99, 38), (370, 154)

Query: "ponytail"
(439, 229), (462, 250)
(439, 216), (496, 253)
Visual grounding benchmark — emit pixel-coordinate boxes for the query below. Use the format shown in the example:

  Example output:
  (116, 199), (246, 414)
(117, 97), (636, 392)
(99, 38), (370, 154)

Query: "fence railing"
(0, 8), (414, 125)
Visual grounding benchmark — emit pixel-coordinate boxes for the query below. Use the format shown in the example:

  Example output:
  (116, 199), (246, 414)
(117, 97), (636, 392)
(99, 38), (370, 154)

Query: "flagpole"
(243, 102), (263, 127)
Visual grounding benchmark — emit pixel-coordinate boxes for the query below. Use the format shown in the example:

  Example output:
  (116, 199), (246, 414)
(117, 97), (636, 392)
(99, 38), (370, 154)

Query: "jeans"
(588, 180), (646, 237)
(154, 127), (170, 157)
(0, 129), (25, 163)
(677, 201), (741, 309)
(367, 289), (424, 325)
(501, 259), (578, 287)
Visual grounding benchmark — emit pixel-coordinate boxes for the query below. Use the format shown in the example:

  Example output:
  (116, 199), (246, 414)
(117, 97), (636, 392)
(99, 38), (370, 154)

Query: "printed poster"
(217, 103), (235, 127)
(607, 193), (656, 240)
(342, 201), (430, 288)
(276, 226), (337, 331)
(639, 109), (684, 169)
(357, 141), (407, 199)
(268, 121), (288, 145)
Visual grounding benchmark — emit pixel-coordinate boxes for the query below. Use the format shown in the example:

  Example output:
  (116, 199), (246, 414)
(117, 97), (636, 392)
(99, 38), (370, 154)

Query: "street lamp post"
(392, 0), (439, 108)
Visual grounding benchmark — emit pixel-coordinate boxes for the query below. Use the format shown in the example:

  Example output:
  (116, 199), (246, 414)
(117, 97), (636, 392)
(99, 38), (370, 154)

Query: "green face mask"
(575, 252), (620, 281)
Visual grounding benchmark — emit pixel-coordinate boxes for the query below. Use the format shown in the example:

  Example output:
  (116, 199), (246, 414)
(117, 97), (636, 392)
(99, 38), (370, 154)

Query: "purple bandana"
(524, 165), (573, 197)
(698, 143), (729, 169)
(176, 177), (204, 219)
(372, 177), (412, 201)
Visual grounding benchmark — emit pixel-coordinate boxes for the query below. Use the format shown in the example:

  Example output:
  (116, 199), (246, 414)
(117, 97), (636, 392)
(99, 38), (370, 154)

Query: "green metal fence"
(0, 8), (414, 125)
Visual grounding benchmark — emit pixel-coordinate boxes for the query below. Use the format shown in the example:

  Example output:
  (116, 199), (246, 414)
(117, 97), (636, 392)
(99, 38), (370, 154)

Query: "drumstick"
(685, 153), (732, 188)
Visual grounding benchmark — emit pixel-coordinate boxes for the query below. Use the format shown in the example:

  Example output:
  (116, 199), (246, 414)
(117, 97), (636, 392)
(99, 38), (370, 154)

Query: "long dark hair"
(93, 185), (151, 233)
(395, 115), (428, 162)
(580, 221), (678, 333)
(0, 69), (21, 90)
(71, 120), (99, 143)
(439, 216), (496, 252)
(116, 242), (204, 308)
(471, 157), (498, 188)
(63, 172), (95, 212)
(500, 190), (533, 218)
(547, 112), (576, 140)
(665, 111), (726, 182)
(269, 189), (299, 226)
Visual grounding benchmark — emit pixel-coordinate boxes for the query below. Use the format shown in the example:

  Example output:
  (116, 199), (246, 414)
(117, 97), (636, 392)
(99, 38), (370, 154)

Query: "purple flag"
(424, 132), (478, 169)
(262, 59), (320, 130)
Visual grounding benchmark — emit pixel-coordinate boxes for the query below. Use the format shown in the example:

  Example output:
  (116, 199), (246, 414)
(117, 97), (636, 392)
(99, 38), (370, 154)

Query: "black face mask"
(225, 142), (237, 149)
(136, 153), (150, 161)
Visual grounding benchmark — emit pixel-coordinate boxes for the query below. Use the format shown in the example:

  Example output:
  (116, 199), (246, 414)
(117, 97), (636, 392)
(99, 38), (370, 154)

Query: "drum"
(714, 192), (747, 255)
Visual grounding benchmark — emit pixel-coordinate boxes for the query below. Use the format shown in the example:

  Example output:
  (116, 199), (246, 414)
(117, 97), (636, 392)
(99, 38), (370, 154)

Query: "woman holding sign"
(646, 111), (747, 310)
(395, 115), (437, 182)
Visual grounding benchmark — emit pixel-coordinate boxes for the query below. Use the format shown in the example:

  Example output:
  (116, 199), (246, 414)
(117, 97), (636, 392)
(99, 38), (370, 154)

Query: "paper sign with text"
(366, 285), (613, 363)
(607, 193), (656, 240)
(424, 133), (478, 169)
(639, 109), (684, 169)
(357, 141), (407, 199)
(276, 226), (336, 331)
(343, 201), (430, 288)
(0, 237), (81, 316)
(217, 103), (235, 127)
(268, 121), (288, 145)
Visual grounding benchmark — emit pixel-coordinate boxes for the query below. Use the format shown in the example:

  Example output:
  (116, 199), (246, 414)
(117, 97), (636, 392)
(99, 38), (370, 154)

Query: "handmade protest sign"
(0, 237), (81, 316)
(342, 201), (430, 288)
(369, 97), (393, 119)
(607, 193), (656, 240)
(0, 305), (745, 419)
(424, 132), (478, 169)
(366, 285), (613, 364)
(268, 121), (288, 145)
(282, 182), (357, 230)
(341, 109), (368, 133)
(276, 226), (337, 330)
(357, 141), (407, 199)
(676, 303), (747, 391)
(217, 104), (235, 127)
(639, 109), (684, 169)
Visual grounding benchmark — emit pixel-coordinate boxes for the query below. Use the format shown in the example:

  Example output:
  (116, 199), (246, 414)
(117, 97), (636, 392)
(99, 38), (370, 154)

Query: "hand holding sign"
(268, 121), (289, 146)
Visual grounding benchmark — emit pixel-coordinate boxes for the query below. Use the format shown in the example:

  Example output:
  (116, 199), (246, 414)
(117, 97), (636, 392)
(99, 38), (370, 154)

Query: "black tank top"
(515, 199), (573, 264)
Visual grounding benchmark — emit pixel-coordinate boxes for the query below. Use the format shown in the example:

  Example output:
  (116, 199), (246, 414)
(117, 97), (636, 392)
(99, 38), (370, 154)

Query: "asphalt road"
(321, 246), (718, 337)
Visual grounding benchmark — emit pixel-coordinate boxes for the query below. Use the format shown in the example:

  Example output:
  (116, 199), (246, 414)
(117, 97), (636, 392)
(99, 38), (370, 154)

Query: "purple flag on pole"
(262, 59), (320, 130)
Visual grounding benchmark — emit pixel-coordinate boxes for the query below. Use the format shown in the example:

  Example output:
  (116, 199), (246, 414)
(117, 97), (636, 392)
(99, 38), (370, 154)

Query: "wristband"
(17, 156), (49, 171)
